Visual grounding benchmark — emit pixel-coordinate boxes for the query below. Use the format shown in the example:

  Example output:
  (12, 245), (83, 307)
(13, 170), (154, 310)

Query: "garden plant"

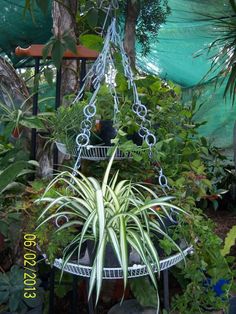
(0, 1), (235, 314)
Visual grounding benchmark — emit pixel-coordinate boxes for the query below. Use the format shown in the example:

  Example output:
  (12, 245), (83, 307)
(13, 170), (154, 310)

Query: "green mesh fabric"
(1, 0), (235, 152)
(137, 0), (236, 153)
(0, 0), (52, 63)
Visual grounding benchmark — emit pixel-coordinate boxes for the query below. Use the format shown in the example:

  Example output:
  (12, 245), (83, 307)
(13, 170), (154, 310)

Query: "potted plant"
(94, 84), (143, 146)
(36, 148), (188, 306)
(94, 85), (119, 146)
(42, 101), (89, 155)
(0, 98), (45, 140)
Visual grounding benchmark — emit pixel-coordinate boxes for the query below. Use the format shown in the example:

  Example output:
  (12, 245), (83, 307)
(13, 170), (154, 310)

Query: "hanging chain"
(117, 35), (157, 156)
(72, 20), (119, 172)
(153, 162), (178, 224)
(72, 18), (157, 172)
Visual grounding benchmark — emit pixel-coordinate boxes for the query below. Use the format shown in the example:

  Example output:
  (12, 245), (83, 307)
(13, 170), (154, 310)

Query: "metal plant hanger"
(72, 15), (157, 174)
(71, 4), (177, 223)
(48, 1), (194, 286)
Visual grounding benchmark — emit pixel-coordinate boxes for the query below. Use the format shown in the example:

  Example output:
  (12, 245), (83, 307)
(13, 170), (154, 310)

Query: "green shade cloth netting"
(0, 0), (235, 153)
(0, 0), (52, 64)
(137, 0), (236, 153)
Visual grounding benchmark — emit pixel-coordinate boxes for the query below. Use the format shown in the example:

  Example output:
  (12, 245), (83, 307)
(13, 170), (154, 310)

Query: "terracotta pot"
(11, 127), (22, 139)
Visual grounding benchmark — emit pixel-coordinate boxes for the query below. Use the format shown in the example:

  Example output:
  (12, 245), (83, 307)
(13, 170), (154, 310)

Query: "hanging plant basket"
(55, 141), (140, 161)
(79, 145), (134, 160)
(50, 245), (193, 279)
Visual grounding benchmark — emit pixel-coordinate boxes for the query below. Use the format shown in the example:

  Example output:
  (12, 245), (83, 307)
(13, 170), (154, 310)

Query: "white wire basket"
(79, 145), (133, 161)
(55, 142), (138, 161)
(52, 245), (193, 279)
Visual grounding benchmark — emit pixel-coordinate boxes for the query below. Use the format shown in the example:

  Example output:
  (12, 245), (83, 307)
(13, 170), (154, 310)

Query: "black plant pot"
(87, 240), (120, 267)
(126, 131), (143, 146)
(97, 120), (143, 147)
(66, 241), (87, 262)
(99, 120), (117, 146)
(86, 241), (140, 268)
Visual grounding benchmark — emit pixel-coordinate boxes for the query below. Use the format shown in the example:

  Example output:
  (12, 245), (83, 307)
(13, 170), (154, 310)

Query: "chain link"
(117, 36), (157, 153)
(153, 164), (178, 224)
(55, 215), (69, 228)
(72, 18), (158, 171)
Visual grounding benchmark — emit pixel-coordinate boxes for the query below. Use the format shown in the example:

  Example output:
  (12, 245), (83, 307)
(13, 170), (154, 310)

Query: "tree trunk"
(0, 56), (31, 147)
(37, 0), (79, 178)
(0, 56), (29, 105)
(52, 0), (79, 98)
(124, 0), (140, 69)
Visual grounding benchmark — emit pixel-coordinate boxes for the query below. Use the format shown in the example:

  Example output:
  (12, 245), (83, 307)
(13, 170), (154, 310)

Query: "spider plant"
(36, 149), (188, 306)
(0, 88), (49, 137)
(42, 101), (85, 154)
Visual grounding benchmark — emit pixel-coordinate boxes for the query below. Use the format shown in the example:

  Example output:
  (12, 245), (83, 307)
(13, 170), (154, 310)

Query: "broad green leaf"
(129, 278), (158, 308)
(44, 67), (54, 86)
(86, 8), (99, 28)
(9, 292), (21, 312)
(79, 34), (103, 52)
(63, 34), (77, 54)
(51, 38), (67, 69)
(42, 41), (52, 60)
(20, 116), (45, 129)
(0, 161), (29, 194)
(221, 226), (236, 256)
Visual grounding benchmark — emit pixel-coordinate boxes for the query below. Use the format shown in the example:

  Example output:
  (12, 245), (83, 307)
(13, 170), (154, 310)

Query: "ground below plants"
(207, 208), (236, 257)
